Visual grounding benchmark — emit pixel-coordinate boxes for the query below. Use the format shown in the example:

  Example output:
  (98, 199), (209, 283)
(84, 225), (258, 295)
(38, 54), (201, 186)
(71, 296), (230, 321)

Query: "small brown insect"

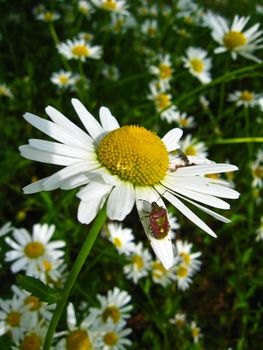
(147, 202), (170, 240)
(170, 150), (195, 172)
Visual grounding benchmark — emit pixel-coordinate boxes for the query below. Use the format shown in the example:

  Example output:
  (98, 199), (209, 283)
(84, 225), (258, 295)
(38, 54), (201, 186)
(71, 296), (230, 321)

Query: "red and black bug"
(147, 202), (170, 240)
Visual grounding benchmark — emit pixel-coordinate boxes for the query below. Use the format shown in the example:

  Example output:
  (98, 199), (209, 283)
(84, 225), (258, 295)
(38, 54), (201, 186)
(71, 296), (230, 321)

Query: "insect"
(146, 202), (170, 240)
(170, 150), (195, 172)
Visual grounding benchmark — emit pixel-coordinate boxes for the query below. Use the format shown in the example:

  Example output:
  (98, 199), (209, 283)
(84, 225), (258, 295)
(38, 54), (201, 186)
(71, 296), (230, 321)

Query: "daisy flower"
(255, 217), (263, 242)
(5, 223), (65, 276)
(0, 221), (13, 237)
(57, 39), (102, 61)
(169, 312), (187, 328)
(173, 111), (196, 128)
(55, 303), (97, 350)
(183, 47), (212, 84)
(167, 211), (180, 239)
(77, 32), (94, 43)
(123, 242), (152, 284)
(107, 222), (135, 255)
(228, 90), (261, 108)
(19, 99), (239, 269)
(95, 321), (132, 350)
(151, 260), (176, 287)
(78, 0), (94, 17)
(141, 19), (158, 37)
(148, 83), (172, 112)
(251, 150), (263, 188)
(180, 134), (208, 159)
(91, 0), (128, 14)
(12, 321), (48, 350)
(89, 287), (132, 325)
(174, 240), (201, 272)
(149, 54), (174, 90)
(207, 13), (263, 62)
(0, 83), (13, 98)
(51, 70), (80, 89)
(102, 64), (120, 81)
(190, 320), (202, 343)
(35, 10), (60, 22)
(175, 263), (193, 291)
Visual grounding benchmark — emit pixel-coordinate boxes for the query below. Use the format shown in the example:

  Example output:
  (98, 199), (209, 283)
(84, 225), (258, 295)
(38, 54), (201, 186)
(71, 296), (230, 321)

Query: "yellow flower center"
(59, 75), (69, 85)
(71, 45), (90, 58)
(240, 90), (254, 102)
(206, 173), (220, 180)
(190, 58), (204, 73)
(179, 118), (189, 127)
(25, 295), (42, 311)
(159, 63), (172, 79)
(24, 242), (45, 259)
(6, 311), (21, 327)
(102, 0), (117, 10)
(152, 261), (166, 278)
(43, 259), (53, 272)
(97, 126), (169, 186)
(180, 252), (190, 265)
(113, 237), (122, 248)
(132, 254), (144, 270)
(253, 166), (263, 178)
(0, 87), (7, 95)
(67, 329), (92, 350)
(148, 27), (157, 36)
(103, 332), (118, 346)
(155, 93), (171, 110)
(223, 31), (247, 50)
(192, 327), (200, 338)
(184, 145), (197, 156)
(102, 306), (120, 323)
(177, 265), (188, 278)
(79, 6), (89, 15)
(44, 12), (54, 22)
(20, 333), (42, 350)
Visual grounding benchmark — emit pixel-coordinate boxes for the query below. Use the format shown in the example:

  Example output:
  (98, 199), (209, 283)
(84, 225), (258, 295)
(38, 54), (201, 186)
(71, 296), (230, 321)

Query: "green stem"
(213, 137), (263, 144)
(48, 23), (71, 71)
(43, 205), (107, 350)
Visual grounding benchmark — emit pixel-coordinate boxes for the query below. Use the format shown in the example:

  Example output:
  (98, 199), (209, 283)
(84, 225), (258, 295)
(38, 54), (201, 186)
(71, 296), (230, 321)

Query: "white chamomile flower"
(206, 13), (263, 62)
(0, 296), (25, 342)
(175, 263), (193, 291)
(51, 70), (80, 89)
(78, 0), (94, 17)
(141, 19), (158, 37)
(169, 312), (187, 327)
(183, 47), (212, 84)
(5, 223), (65, 276)
(57, 39), (102, 61)
(160, 105), (180, 124)
(35, 10), (60, 22)
(180, 134), (208, 159)
(151, 260), (176, 287)
(20, 99), (239, 269)
(149, 54), (174, 90)
(77, 32), (94, 43)
(95, 321), (132, 350)
(0, 83), (13, 98)
(173, 111), (196, 128)
(37, 258), (67, 287)
(190, 320), (202, 343)
(167, 211), (180, 239)
(256, 5), (263, 15)
(91, 0), (128, 14)
(55, 303), (97, 350)
(102, 64), (120, 81)
(175, 240), (201, 272)
(251, 150), (263, 188)
(12, 320), (48, 350)
(123, 242), (152, 283)
(255, 217), (263, 242)
(107, 222), (135, 255)
(89, 287), (132, 325)
(228, 90), (261, 108)
(0, 222), (13, 237)
(148, 83), (172, 112)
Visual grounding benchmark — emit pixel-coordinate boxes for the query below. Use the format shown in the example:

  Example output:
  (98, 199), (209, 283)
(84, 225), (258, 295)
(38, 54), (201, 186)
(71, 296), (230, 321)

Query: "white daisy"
(228, 90), (261, 108)
(175, 263), (193, 291)
(12, 320), (48, 350)
(167, 211), (180, 239)
(251, 150), (263, 188)
(174, 240), (201, 273)
(183, 47), (212, 84)
(151, 260), (176, 287)
(51, 70), (80, 89)
(5, 223), (65, 276)
(255, 217), (263, 242)
(173, 111), (196, 128)
(0, 222), (13, 237)
(123, 242), (152, 284)
(180, 134), (208, 159)
(77, 32), (94, 43)
(0, 83), (13, 98)
(57, 39), (102, 61)
(149, 54), (174, 90)
(141, 19), (158, 37)
(107, 222), (135, 255)
(190, 320), (202, 343)
(206, 13), (263, 62)
(89, 287), (132, 325)
(78, 0), (94, 17)
(102, 64), (120, 81)
(91, 0), (128, 14)
(19, 99), (239, 269)
(169, 312), (187, 327)
(110, 13), (136, 34)
(148, 83), (172, 112)
(95, 321), (132, 350)
(35, 10), (60, 22)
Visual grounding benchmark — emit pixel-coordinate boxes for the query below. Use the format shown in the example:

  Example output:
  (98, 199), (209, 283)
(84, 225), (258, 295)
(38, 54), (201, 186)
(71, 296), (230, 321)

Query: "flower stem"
(43, 205), (107, 350)
(213, 137), (263, 144)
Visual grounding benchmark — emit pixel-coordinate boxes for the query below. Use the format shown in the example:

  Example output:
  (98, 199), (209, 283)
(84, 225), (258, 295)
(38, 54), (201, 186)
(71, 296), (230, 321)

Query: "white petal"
(23, 178), (48, 194)
(175, 164), (238, 176)
(77, 181), (113, 201)
(13, 228), (31, 245)
(163, 191), (217, 237)
(67, 303), (76, 330)
(107, 181), (135, 220)
(78, 197), (105, 224)
(10, 257), (28, 273)
(162, 128), (183, 151)
(99, 106), (120, 131)
(150, 236), (174, 270)
(5, 237), (22, 250)
(71, 99), (104, 139)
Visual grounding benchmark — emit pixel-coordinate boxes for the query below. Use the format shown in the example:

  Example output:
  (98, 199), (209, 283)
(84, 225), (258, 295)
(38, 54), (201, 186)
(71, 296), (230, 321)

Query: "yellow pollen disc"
(175, 319), (185, 327)
(102, 306), (120, 323)
(155, 93), (171, 110)
(180, 252), (191, 265)
(253, 166), (263, 178)
(192, 327), (200, 338)
(184, 145), (197, 156)
(177, 265), (188, 278)
(59, 75), (69, 85)
(43, 259), (53, 272)
(66, 329), (92, 350)
(240, 90), (254, 102)
(6, 311), (21, 327)
(190, 58), (204, 73)
(179, 118), (189, 127)
(184, 15), (193, 24)
(44, 12), (54, 22)
(113, 237), (122, 248)
(223, 31), (247, 50)
(97, 125), (169, 186)
(71, 45), (90, 57)
(79, 6), (89, 15)
(102, 0), (117, 10)
(24, 241), (45, 259)
(159, 63), (172, 79)
(0, 87), (6, 95)
(152, 261), (166, 278)
(103, 332), (118, 346)
(148, 27), (156, 36)
(132, 254), (144, 270)
(25, 296), (42, 311)
(20, 333), (42, 350)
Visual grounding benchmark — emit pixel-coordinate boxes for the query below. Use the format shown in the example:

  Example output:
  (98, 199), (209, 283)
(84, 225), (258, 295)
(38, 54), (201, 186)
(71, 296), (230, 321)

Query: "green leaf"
(16, 275), (59, 304)
(0, 334), (12, 350)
